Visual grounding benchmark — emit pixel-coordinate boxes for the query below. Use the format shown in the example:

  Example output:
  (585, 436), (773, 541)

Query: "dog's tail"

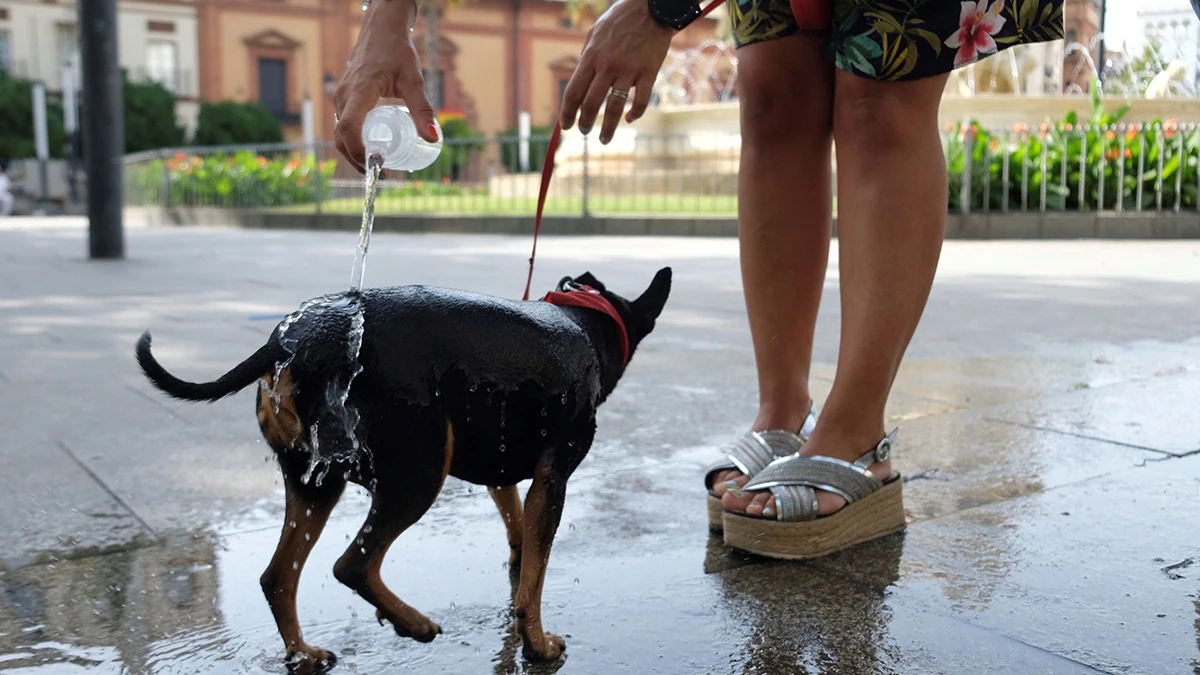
(136, 331), (288, 402)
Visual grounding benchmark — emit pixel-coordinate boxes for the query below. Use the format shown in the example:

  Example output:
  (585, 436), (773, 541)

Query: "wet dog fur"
(135, 269), (672, 673)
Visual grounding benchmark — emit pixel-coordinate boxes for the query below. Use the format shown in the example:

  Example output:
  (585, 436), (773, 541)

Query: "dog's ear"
(632, 267), (672, 321)
(575, 272), (606, 292)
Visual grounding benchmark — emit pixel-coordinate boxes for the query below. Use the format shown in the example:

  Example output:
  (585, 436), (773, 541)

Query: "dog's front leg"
(513, 454), (569, 662)
(261, 464), (346, 674)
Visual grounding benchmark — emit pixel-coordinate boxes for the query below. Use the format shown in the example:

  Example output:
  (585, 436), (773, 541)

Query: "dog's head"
(569, 267), (672, 356)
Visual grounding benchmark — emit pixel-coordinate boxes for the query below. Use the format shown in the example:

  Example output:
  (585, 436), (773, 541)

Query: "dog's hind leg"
(512, 453), (570, 662)
(332, 419), (453, 643)
(488, 485), (524, 569)
(261, 455), (346, 674)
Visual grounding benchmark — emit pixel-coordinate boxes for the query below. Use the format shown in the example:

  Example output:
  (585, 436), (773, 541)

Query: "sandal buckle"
(874, 428), (899, 462)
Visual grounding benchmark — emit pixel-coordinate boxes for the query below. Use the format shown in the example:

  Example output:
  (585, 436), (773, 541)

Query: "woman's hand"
(334, 0), (440, 174)
(559, 0), (674, 144)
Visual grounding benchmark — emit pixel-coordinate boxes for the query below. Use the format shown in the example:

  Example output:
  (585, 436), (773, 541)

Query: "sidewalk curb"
(124, 207), (1200, 239)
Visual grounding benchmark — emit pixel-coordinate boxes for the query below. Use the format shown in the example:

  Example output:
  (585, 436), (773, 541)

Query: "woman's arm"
(334, 0), (440, 174)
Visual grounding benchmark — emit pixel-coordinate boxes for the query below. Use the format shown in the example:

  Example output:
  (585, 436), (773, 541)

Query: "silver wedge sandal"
(703, 404), (816, 533)
(721, 429), (906, 560)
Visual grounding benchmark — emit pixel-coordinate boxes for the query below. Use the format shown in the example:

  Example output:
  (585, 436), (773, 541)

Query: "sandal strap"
(703, 404), (816, 489)
(742, 428), (898, 520)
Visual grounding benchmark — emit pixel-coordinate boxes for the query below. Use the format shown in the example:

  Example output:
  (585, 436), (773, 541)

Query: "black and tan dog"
(135, 268), (671, 673)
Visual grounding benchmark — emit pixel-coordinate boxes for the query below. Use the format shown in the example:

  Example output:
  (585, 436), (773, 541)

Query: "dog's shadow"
(490, 565), (568, 675)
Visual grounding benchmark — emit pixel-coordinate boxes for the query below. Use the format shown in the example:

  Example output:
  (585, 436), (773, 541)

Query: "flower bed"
(946, 90), (1199, 212)
(129, 151), (337, 207)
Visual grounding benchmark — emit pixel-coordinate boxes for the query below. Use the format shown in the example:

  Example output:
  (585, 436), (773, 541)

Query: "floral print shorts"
(727, 0), (1065, 81)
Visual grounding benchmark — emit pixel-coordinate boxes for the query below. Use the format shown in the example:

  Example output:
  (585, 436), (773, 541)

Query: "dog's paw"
(376, 608), (442, 643)
(286, 646), (337, 674)
(521, 632), (566, 662)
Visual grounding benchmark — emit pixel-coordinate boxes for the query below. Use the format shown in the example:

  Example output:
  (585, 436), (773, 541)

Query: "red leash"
(521, 0), (725, 302)
(522, 121), (563, 301)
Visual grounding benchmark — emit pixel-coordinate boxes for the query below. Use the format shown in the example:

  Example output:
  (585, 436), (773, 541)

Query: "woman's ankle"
(752, 396), (813, 434)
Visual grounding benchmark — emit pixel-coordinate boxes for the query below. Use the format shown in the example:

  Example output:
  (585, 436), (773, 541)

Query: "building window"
(0, 32), (10, 74)
(258, 57), (289, 117)
(57, 24), (79, 73)
(146, 41), (179, 93)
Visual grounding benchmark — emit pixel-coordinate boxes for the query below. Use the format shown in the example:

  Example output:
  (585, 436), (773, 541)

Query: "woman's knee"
(833, 72), (948, 153)
(738, 35), (834, 147)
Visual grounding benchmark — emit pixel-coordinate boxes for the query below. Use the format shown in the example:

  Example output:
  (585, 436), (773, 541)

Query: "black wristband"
(647, 0), (702, 31)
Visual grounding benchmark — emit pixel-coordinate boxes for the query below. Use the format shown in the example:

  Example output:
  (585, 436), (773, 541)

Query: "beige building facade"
(0, 0), (202, 134)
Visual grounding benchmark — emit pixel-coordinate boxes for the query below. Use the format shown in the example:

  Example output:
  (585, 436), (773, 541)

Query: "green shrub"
(123, 75), (185, 153)
(409, 116), (486, 181)
(0, 72), (66, 159)
(192, 101), (284, 146)
(498, 124), (555, 173)
(947, 88), (1198, 212)
(129, 150), (335, 207)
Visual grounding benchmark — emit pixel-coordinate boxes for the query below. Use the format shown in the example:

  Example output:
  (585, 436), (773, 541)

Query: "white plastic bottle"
(361, 105), (443, 171)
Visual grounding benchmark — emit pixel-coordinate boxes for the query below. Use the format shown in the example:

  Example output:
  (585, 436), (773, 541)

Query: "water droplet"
(561, 394), (568, 404)
(305, 533), (311, 541)
(357, 536), (364, 545)
(343, 471), (351, 480)
(363, 525), (373, 534)
(306, 508), (312, 517)
(573, 577), (580, 586)
(360, 547), (366, 554)
(289, 521), (297, 529)
(470, 384), (478, 392)
(450, 602), (457, 611)
(499, 444), (506, 452)
(541, 429), (548, 437)
(541, 408), (547, 417)
(466, 416), (472, 423)
(568, 523), (576, 532)
(568, 441), (576, 448)
(293, 561), (299, 570)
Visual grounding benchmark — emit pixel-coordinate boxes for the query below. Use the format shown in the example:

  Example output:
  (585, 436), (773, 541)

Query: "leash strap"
(522, 121), (563, 301)
(521, 0), (724, 301)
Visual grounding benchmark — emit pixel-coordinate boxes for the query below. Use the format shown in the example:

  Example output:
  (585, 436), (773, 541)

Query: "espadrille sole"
(721, 477), (905, 560)
(707, 494), (723, 533)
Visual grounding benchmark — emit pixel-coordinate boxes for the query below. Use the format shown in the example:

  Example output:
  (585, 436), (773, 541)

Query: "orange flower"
(1126, 126), (1138, 141)
(1164, 118), (1178, 139)
(1105, 148), (1119, 161)
(286, 159), (301, 171)
(257, 156), (268, 167)
(1012, 122), (1029, 135)
(1063, 123), (1074, 132)
(1039, 122), (1051, 138)
(441, 176), (450, 184)
(989, 138), (1001, 152)
(1105, 130), (1117, 141)
(1125, 148), (1133, 159)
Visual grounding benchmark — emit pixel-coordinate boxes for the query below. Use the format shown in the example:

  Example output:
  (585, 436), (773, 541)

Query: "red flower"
(946, 0), (1007, 69)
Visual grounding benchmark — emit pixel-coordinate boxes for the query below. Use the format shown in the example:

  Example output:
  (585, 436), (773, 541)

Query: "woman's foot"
(721, 426), (892, 518)
(709, 401), (817, 500)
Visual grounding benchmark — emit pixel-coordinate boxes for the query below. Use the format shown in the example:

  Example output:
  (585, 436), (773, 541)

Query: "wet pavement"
(1, 218), (1199, 674)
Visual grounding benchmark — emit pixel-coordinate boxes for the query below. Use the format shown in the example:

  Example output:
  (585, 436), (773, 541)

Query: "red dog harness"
(542, 284), (631, 366)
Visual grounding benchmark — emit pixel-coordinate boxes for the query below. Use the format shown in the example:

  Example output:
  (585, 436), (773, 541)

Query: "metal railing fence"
(123, 122), (1200, 218)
